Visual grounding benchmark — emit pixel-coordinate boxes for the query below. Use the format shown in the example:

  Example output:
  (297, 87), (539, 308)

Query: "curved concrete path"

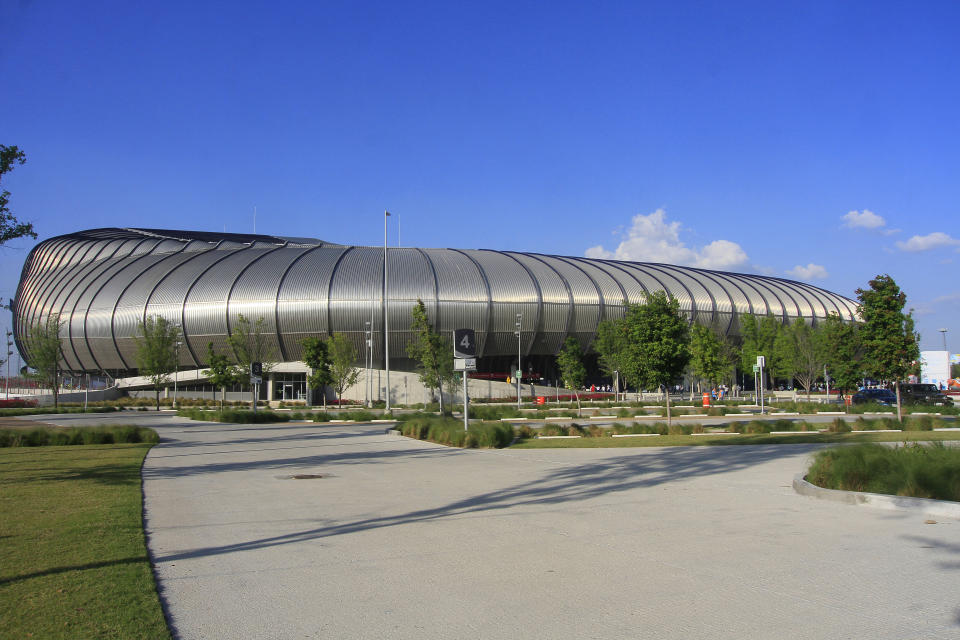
(28, 413), (960, 638)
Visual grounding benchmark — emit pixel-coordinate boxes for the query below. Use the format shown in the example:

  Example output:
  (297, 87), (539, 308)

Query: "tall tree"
(738, 314), (780, 391)
(203, 342), (242, 410)
(556, 336), (587, 416)
(817, 313), (863, 400)
(688, 323), (727, 393)
(856, 274), (920, 422)
(134, 316), (180, 410)
(620, 291), (690, 425)
(327, 333), (361, 405)
(406, 299), (454, 413)
(301, 336), (333, 406)
(594, 318), (628, 400)
(28, 314), (64, 408)
(0, 145), (37, 245)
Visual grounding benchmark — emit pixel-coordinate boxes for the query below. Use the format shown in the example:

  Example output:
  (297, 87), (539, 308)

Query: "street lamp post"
(173, 340), (181, 409)
(365, 321), (372, 408)
(5, 331), (11, 401)
(515, 313), (522, 408)
(939, 328), (948, 352)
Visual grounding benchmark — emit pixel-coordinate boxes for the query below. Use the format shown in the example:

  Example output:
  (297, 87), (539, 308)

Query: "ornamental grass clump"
(0, 425), (159, 447)
(806, 442), (960, 501)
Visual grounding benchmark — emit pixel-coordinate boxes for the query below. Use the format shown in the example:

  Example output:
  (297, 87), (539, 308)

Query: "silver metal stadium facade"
(14, 228), (859, 376)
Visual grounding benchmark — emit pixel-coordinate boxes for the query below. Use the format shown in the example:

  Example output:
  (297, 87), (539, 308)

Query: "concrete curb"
(793, 474), (960, 520)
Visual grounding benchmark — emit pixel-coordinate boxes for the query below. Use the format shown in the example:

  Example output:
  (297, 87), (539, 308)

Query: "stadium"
(13, 227), (859, 402)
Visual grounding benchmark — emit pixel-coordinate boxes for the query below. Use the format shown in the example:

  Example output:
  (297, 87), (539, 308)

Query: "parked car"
(851, 388), (898, 405)
(899, 383), (954, 406)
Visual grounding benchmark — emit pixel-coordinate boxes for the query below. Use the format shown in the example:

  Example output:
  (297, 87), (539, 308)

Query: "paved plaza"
(30, 413), (960, 638)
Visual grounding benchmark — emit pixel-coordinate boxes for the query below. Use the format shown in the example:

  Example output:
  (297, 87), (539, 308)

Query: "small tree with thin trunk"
(328, 333), (361, 405)
(857, 274), (919, 422)
(407, 299), (454, 414)
(557, 337), (587, 416)
(28, 314), (64, 408)
(301, 336), (333, 407)
(227, 314), (276, 408)
(594, 318), (628, 401)
(204, 342), (242, 410)
(817, 313), (863, 403)
(134, 316), (180, 410)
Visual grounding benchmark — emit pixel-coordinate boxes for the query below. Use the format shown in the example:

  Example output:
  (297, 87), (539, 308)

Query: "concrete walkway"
(27, 413), (960, 638)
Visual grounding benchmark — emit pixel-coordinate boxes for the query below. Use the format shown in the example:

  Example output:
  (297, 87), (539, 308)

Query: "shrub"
(806, 442), (960, 501)
(0, 425), (158, 447)
(905, 415), (934, 431)
(826, 417), (851, 433)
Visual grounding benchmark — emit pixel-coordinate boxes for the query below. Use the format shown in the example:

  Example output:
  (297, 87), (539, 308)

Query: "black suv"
(851, 388), (898, 405)
(899, 383), (954, 406)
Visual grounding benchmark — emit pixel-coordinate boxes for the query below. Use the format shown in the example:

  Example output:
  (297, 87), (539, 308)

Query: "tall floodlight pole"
(940, 328), (948, 352)
(384, 210), (391, 412)
(515, 313), (522, 408)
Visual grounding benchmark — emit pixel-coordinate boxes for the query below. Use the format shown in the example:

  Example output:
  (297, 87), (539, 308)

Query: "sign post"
(250, 362), (263, 414)
(756, 355), (765, 414)
(453, 329), (477, 431)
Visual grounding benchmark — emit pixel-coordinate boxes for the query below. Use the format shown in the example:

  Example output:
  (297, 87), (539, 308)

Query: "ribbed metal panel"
(424, 249), (489, 355)
(651, 264), (716, 327)
(329, 247), (384, 361)
(86, 249), (172, 370)
(467, 250), (539, 357)
(15, 227), (864, 373)
(66, 241), (157, 371)
(507, 253), (570, 355)
(276, 246), (344, 361)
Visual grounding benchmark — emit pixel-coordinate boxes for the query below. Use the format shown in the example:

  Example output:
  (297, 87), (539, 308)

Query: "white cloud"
(585, 209), (748, 269)
(842, 209), (886, 229)
(787, 263), (829, 280)
(895, 232), (960, 252)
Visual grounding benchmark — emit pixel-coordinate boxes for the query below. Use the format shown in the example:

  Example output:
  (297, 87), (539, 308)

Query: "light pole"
(5, 331), (11, 401)
(365, 321), (372, 408)
(173, 340), (181, 409)
(384, 210), (391, 412)
(939, 328), (948, 352)
(515, 313), (522, 408)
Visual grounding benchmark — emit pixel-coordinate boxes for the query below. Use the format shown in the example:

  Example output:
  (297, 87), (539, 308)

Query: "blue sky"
(1, 0), (958, 356)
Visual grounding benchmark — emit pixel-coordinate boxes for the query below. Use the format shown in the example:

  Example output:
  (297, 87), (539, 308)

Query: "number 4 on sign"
(460, 334), (471, 349)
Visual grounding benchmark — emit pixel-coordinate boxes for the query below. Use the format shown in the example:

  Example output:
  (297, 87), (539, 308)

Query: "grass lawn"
(0, 444), (170, 639)
(510, 430), (960, 448)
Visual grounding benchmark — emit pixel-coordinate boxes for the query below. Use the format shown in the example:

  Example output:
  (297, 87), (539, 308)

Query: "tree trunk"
(575, 390), (581, 417)
(156, 389), (161, 411)
(665, 384), (672, 426)
(220, 386), (225, 411)
(895, 380), (903, 423)
(438, 381), (445, 415)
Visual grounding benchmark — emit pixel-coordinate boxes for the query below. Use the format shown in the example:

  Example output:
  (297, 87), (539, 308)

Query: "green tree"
(739, 314), (780, 391)
(688, 323), (727, 392)
(134, 316), (181, 410)
(817, 313), (863, 399)
(0, 145), (37, 244)
(203, 342), (242, 410)
(556, 336), (587, 416)
(301, 336), (333, 406)
(857, 274), (920, 422)
(620, 291), (690, 425)
(406, 299), (454, 414)
(27, 314), (65, 408)
(328, 333), (361, 405)
(772, 321), (796, 388)
(594, 318), (628, 399)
